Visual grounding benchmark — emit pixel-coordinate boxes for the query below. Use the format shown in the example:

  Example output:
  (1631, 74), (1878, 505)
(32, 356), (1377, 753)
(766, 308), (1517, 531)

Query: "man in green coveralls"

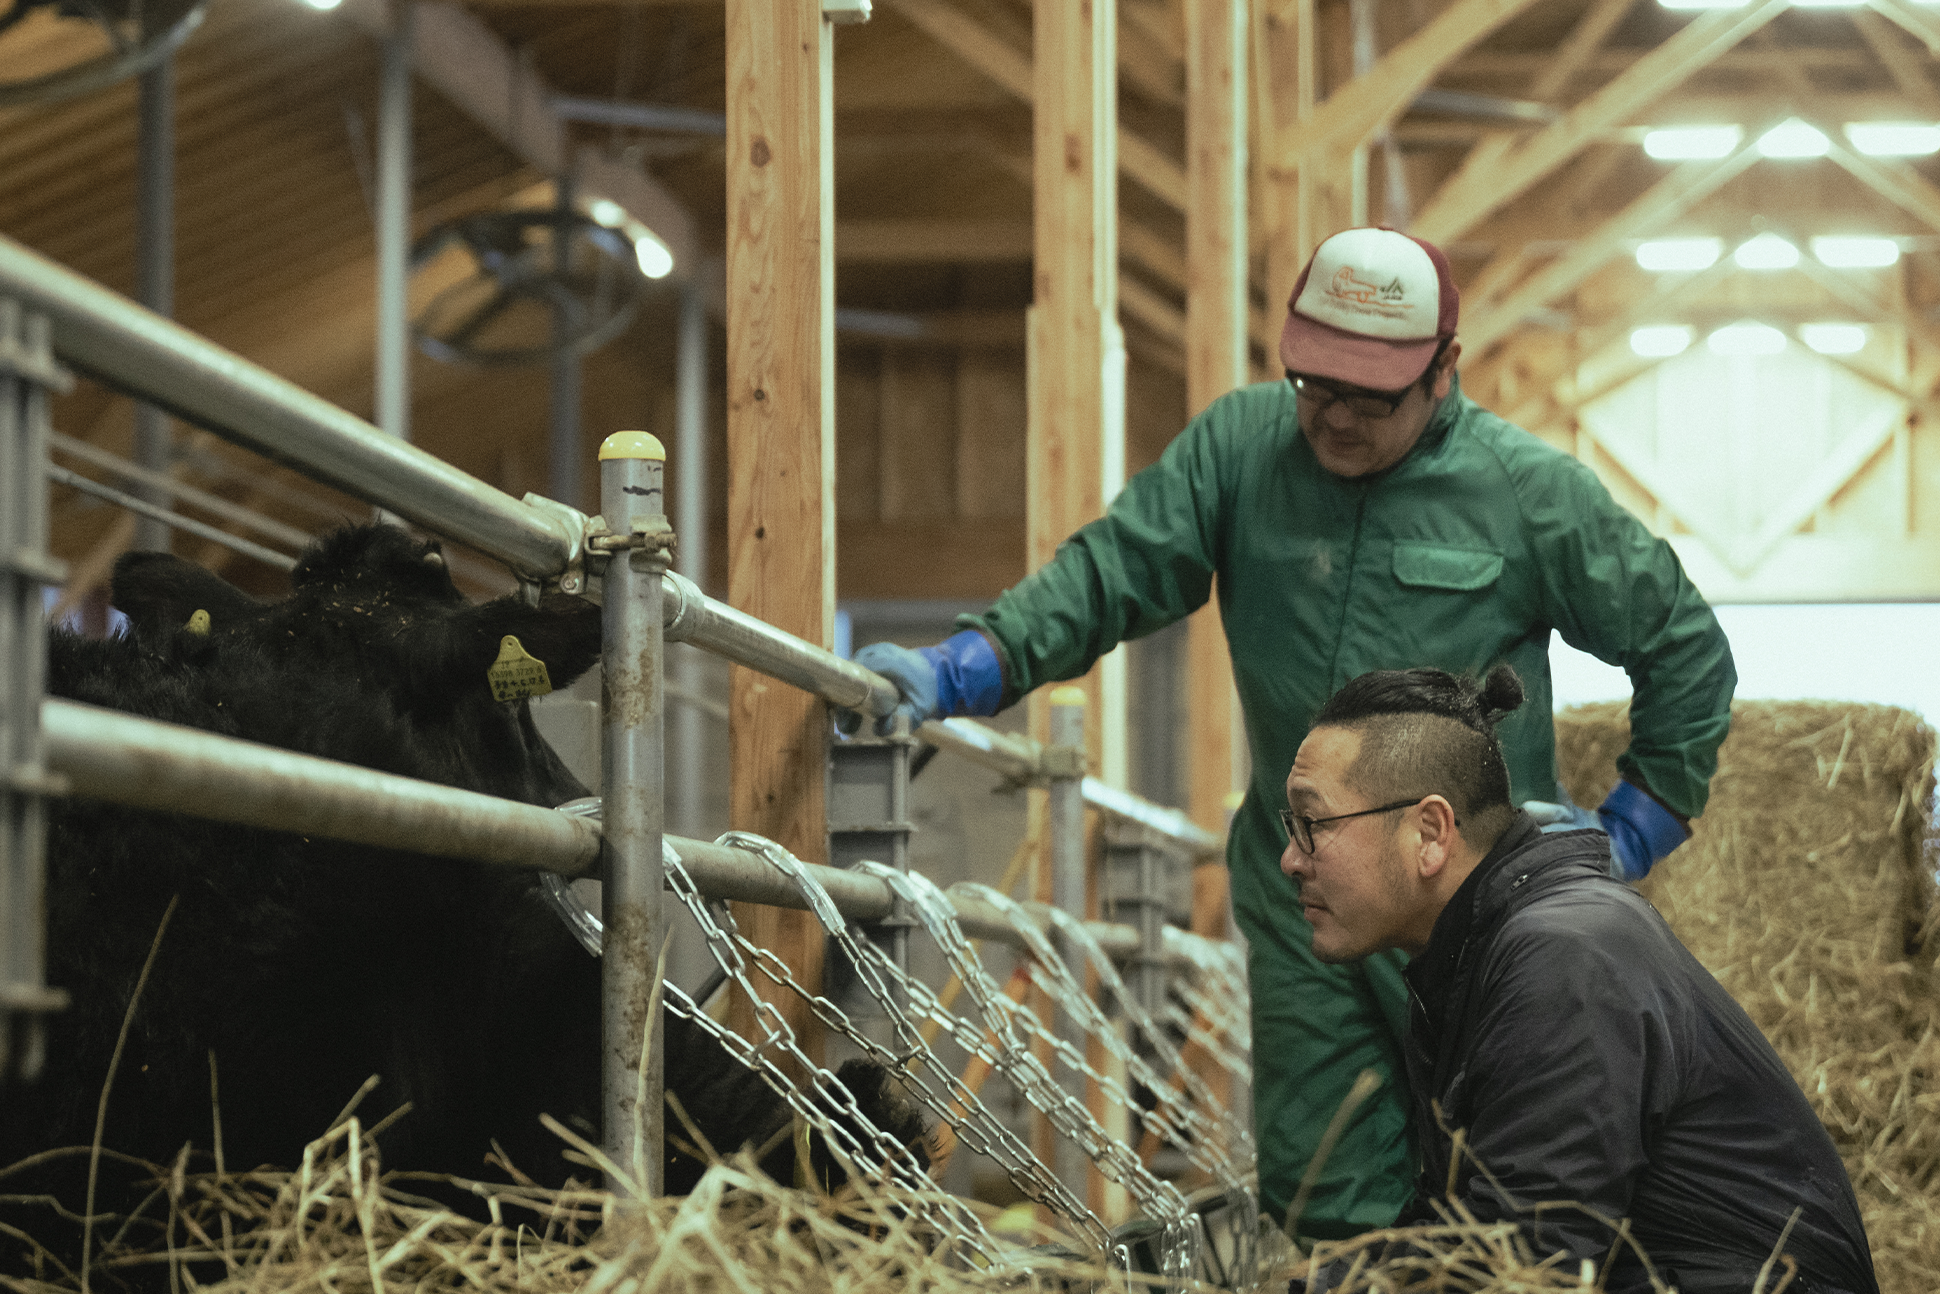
(843, 227), (1737, 1242)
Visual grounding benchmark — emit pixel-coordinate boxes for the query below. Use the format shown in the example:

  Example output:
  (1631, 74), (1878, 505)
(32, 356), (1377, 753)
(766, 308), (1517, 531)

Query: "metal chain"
(657, 841), (998, 1261)
(656, 833), (1261, 1282)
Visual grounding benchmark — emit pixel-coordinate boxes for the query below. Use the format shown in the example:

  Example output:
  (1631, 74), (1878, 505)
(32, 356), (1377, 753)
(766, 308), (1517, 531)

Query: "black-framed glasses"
(1279, 798), (1433, 854)
(1286, 370), (1413, 419)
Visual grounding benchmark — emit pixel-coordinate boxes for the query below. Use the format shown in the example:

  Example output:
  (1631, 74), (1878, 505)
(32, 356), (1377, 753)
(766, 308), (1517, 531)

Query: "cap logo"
(1325, 265), (1415, 319)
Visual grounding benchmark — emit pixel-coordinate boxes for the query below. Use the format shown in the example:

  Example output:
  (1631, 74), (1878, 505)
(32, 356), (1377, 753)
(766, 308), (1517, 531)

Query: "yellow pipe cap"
(1048, 685), (1087, 707)
(599, 430), (666, 461)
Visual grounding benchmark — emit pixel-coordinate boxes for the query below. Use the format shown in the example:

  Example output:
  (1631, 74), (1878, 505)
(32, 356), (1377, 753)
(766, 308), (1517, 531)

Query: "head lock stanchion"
(1044, 685), (1089, 1201)
(0, 299), (71, 1084)
(593, 430), (672, 1194)
(825, 685), (915, 1056)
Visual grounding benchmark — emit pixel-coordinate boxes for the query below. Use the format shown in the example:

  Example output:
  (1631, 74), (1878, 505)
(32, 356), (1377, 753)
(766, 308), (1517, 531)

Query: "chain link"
(656, 833), (1260, 1283)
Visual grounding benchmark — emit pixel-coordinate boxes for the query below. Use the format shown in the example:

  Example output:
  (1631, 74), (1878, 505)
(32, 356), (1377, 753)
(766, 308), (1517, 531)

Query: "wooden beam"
(337, 0), (697, 278)
(898, 0), (1188, 211)
(1288, 0), (1545, 160)
(1827, 143), (1940, 241)
(1119, 275), (1187, 345)
(1412, 0), (1788, 244)
(1183, 0), (1244, 977)
(837, 218), (1033, 262)
(1029, 0), (1123, 1213)
(1460, 146), (1761, 355)
(1671, 534), (1940, 602)
(1851, 9), (1940, 115)
(1868, 0), (1940, 58)
(725, 0), (836, 1051)
(1422, 0), (1634, 257)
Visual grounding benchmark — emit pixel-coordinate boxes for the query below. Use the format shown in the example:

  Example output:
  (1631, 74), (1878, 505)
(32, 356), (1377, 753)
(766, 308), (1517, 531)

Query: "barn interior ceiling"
(2, 0), (1936, 609)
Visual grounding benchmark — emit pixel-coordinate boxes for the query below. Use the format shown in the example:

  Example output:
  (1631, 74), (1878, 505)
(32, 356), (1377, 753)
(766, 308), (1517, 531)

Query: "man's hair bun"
(1478, 663), (1525, 726)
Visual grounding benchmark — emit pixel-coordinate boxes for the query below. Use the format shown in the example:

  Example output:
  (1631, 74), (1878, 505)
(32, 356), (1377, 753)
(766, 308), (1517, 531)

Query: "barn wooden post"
(1028, 0), (1121, 1218)
(724, 0), (839, 1055)
(598, 432), (669, 1196)
(1184, 0), (1247, 890)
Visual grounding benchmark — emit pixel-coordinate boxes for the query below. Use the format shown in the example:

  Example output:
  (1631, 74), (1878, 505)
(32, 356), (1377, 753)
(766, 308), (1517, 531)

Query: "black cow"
(1, 525), (934, 1281)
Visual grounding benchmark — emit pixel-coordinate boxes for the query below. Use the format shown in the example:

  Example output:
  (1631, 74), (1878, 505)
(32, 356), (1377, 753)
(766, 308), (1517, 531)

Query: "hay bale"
(1557, 700), (1940, 1294)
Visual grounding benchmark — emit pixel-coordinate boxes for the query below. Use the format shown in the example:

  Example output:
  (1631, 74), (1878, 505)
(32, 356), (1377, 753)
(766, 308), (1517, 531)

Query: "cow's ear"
(456, 592), (604, 694)
(111, 552), (262, 644)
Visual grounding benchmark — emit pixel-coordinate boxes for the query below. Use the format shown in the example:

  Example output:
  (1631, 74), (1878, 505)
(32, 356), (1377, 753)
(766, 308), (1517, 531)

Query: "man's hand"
(1597, 779), (1688, 883)
(838, 629), (1003, 736)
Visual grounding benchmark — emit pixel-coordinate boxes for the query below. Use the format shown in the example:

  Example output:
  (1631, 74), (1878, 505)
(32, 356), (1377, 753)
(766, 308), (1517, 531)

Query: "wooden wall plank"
(725, 0), (836, 1053)
(1183, 0), (1245, 876)
(880, 350), (959, 519)
(955, 353), (1029, 521)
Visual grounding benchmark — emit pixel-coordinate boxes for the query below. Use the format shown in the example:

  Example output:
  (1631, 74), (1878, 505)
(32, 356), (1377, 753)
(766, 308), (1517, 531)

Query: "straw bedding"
(1556, 699), (1940, 1294)
(7, 697), (1932, 1294)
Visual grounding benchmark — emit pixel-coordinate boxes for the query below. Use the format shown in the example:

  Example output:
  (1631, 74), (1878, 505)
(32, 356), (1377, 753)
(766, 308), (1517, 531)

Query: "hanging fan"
(0, 0), (207, 107)
(410, 209), (645, 368)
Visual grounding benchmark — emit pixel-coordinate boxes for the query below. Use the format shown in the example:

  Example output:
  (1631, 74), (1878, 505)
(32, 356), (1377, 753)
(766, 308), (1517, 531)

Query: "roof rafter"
(1413, 0), (1789, 245)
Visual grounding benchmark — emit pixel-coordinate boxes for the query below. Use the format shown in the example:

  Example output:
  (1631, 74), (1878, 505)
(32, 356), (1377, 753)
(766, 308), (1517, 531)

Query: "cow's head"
(110, 524), (604, 804)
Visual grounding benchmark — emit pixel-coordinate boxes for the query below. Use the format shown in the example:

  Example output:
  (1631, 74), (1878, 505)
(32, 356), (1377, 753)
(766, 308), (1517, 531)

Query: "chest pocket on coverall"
(1389, 543), (1507, 648)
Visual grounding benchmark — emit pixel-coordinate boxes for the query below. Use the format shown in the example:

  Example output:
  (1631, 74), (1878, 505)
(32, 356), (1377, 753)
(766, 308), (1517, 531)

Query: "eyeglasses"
(1287, 371), (1415, 419)
(1279, 798), (1433, 855)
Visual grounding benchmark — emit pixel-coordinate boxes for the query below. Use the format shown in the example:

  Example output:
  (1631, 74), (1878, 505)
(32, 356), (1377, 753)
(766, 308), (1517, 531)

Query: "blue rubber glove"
(1597, 779), (1688, 883)
(842, 630), (1003, 736)
(1521, 797), (1601, 833)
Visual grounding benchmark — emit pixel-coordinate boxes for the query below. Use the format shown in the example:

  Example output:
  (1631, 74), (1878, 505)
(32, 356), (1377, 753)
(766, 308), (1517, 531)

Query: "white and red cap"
(1279, 227), (1459, 391)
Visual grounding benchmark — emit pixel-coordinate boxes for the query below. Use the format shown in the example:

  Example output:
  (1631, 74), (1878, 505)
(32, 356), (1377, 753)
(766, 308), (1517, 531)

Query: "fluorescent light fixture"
(300, 0), (340, 9)
(1811, 236), (1900, 269)
(1658, 0), (1749, 8)
(1790, 0), (1863, 6)
(1707, 321), (1787, 357)
(1800, 323), (1867, 355)
(634, 233), (674, 279)
(1635, 238), (1723, 272)
(1756, 118), (1830, 159)
(1733, 233), (1800, 270)
(1844, 122), (1940, 157)
(1630, 326), (1694, 358)
(588, 198), (626, 228)
(1642, 126), (1742, 160)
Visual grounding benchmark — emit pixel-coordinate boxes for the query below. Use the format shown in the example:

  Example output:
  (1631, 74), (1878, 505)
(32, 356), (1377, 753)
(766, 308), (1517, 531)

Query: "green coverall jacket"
(966, 376), (1736, 1240)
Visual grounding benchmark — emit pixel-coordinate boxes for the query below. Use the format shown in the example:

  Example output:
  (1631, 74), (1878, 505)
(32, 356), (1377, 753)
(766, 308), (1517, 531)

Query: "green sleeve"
(962, 389), (1252, 706)
(1523, 453), (1737, 818)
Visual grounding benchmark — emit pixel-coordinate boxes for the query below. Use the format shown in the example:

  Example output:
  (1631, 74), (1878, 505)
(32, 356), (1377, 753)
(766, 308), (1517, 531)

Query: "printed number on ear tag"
(488, 635), (553, 702)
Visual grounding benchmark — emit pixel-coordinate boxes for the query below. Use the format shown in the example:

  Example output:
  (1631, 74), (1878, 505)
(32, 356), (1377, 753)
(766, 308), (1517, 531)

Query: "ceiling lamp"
(1630, 326), (1694, 358)
(1811, 236), (1900, 269)
(1790, 0), (1864, 7)
(633, 231), (675, 280)
(1708, 322), (1788, 356)
(1659, 0), (1750, 9)
(1733, 234), (1800, 270)
(1756, 119), (1830, 158)
(1642, 126), (1742, 160)
(1635, 238), (1723, 271)
(1844, 122), (1940, 157)
(1800, 323), (1868, 355)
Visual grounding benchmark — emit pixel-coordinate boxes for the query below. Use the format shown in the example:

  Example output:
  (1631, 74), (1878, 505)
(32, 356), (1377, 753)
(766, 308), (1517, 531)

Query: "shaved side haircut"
(1312, 665), (1525, 849)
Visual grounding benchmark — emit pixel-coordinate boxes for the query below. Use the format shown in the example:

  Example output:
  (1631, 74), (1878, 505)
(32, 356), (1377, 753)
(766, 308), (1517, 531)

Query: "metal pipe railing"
(0, 234), (581, 581)
(660, 570), (901, 718)
(919, 717), (1224, 859)
(39, 699), (1221, 969)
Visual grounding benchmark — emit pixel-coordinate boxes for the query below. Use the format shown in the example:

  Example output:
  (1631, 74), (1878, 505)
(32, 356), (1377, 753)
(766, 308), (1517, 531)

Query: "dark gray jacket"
(1397, 815), (1876, 1294)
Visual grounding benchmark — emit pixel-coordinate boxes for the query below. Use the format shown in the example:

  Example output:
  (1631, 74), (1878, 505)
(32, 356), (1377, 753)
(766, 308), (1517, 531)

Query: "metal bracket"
(0, 301), (72, 393)
(822, 0), (871, 23)
(520, 491), (596, 595)
(1041, 744), (1087, 781)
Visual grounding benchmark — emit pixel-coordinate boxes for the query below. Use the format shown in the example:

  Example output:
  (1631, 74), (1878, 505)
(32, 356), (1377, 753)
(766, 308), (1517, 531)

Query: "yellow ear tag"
(185, 609), (211, 636)
(487, 635), (553, 702)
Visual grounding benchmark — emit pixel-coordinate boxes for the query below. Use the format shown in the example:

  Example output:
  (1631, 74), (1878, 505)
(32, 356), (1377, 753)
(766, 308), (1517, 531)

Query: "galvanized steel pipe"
(0, 234), (580, 580)
(596, 431), (668, 1195)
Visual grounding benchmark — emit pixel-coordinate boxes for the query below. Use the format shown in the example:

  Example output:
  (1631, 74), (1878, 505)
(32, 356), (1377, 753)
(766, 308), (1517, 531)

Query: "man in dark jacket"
(1281, 666), (1876, 1294)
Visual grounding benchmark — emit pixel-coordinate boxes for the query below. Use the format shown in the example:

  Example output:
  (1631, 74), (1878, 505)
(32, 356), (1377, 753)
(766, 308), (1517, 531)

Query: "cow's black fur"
(0, 525), (932, 1282)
